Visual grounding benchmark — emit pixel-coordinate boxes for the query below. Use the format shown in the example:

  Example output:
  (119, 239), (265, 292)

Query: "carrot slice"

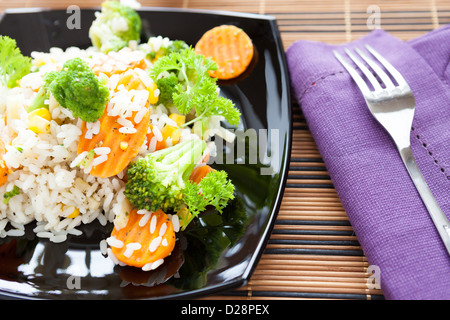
(195, 25), (254, 80)
(110, 209), (176, 268)
(189, 165), (215, 184)
(0, 138), (9, 187)
(77, 106), (150, 178)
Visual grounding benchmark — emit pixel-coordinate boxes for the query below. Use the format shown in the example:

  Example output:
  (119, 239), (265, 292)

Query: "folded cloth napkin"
(286, 25), (450, 300)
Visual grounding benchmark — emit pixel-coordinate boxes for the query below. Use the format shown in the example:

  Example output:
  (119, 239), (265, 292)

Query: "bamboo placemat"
(1, 0), (449, 300)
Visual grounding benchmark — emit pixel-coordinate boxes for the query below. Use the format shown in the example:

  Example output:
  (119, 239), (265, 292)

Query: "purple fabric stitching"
(298, 70), (344, 102)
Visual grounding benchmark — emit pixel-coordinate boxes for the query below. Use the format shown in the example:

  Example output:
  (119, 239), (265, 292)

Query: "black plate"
(0, 7), (291, 299)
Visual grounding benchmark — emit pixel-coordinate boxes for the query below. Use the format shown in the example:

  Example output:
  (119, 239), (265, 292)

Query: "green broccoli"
(89, 0), (142, 53)
(146, 39), (188, 62)
(27, 71), (58, 113)
(124, 136), (236, 229)
(155, 73), (179, 106)
(47, 58), (109, 122)
(124, 137), (206, 212)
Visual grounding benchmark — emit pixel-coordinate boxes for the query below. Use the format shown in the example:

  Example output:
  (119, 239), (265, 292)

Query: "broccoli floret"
(89, 0), (142, 53)
(146, 39), (188, 62)
(124, 137), (206, 212)
(47, 58), (109, 122)
(27, 71), (58, 113)
(155, 73), (178, 106)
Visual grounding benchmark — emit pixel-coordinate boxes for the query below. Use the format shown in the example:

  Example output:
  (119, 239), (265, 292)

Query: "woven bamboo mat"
(1, 0), (449, 300)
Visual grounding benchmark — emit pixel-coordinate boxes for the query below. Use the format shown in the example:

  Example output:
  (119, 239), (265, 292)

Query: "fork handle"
(400, 146), (450, 256)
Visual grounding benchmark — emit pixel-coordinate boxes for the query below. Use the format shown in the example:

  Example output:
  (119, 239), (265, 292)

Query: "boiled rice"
(149, 236), (162, 252)
(124, 242), (141, 258)
(149, 214), (157, 234)
(139, 211), (152, 227)
(0, 46), (151, 241)
(0, 38), (220, 272)
(159, 222), (167, 237)
(106, 235), (124, 248)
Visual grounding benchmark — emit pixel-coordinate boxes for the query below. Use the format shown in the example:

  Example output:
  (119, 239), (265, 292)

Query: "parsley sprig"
(181, 170), (235, 230)
(0, 36), (32, 89)
(150, 47), (241, 126)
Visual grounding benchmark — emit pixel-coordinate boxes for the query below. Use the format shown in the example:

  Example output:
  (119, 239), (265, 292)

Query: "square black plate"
(0, 7), (292, 299)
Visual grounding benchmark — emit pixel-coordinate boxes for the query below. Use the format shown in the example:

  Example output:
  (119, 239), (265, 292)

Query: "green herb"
(150, 48), (241, 126)
(3, 186), (20, 204)
(0, 36), (32, 89)
(181, 170), (235, 230)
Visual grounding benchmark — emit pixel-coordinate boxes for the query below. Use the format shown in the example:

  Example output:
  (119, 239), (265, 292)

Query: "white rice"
(149, 236), (162, 252)
(159, 222), (167, 237)
(92, 154), (108, 166)
(117, 117), (133, 128)
(0, 41), (198, 272)
(99, 239), (108, 255)
(118, 127), (137, 134)
(0, 45), (161, 241)
(134, 107), (147, 124)
(106, 235), (124, 248)
(152, 125), (163, 142)
(141, 258), (165, 271)
(150, 258), (164, 270)
(171, 214), (180, 233)
(94, 147), (111, 155)
(123, 242), (141, 258)
(149, 214), (157, 234)
(139, 211), (152, 227)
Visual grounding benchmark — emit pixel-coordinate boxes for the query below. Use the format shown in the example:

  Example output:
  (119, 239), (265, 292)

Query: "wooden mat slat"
(1, 0), (445, 301)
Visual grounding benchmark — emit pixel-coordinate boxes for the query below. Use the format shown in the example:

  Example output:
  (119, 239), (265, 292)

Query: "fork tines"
(333, 45), (409, 95)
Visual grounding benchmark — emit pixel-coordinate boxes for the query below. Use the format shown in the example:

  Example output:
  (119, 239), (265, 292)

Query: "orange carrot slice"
(77, 106), (150, 178)
(0, 138), (9, 187)
(189, 165), (215, 184)
(110, 209), (176, 269)
(195, 25), (254, 80)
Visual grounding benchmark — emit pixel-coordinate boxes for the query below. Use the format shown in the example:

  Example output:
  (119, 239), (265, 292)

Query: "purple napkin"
(286, 25), (450, 300)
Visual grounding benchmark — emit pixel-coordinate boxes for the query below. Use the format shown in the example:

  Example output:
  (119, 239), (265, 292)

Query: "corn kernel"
(28, 108), (51, 121)
(67, 207), (80, 219)
(28, 115), (50, 134)
(127, 78), (142, 90)
(117, 73), (133, 87)
(147, 82), (159, 105)
(120, 141), (129, 150)
(60, 203), (80, 219)
(169, 113), (186, 126)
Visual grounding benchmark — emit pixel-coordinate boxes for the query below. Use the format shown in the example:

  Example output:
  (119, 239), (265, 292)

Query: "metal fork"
(333, 45), (450, 256)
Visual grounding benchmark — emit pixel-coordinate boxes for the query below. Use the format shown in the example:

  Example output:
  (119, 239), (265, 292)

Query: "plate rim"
(0, 6), (292, 300)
